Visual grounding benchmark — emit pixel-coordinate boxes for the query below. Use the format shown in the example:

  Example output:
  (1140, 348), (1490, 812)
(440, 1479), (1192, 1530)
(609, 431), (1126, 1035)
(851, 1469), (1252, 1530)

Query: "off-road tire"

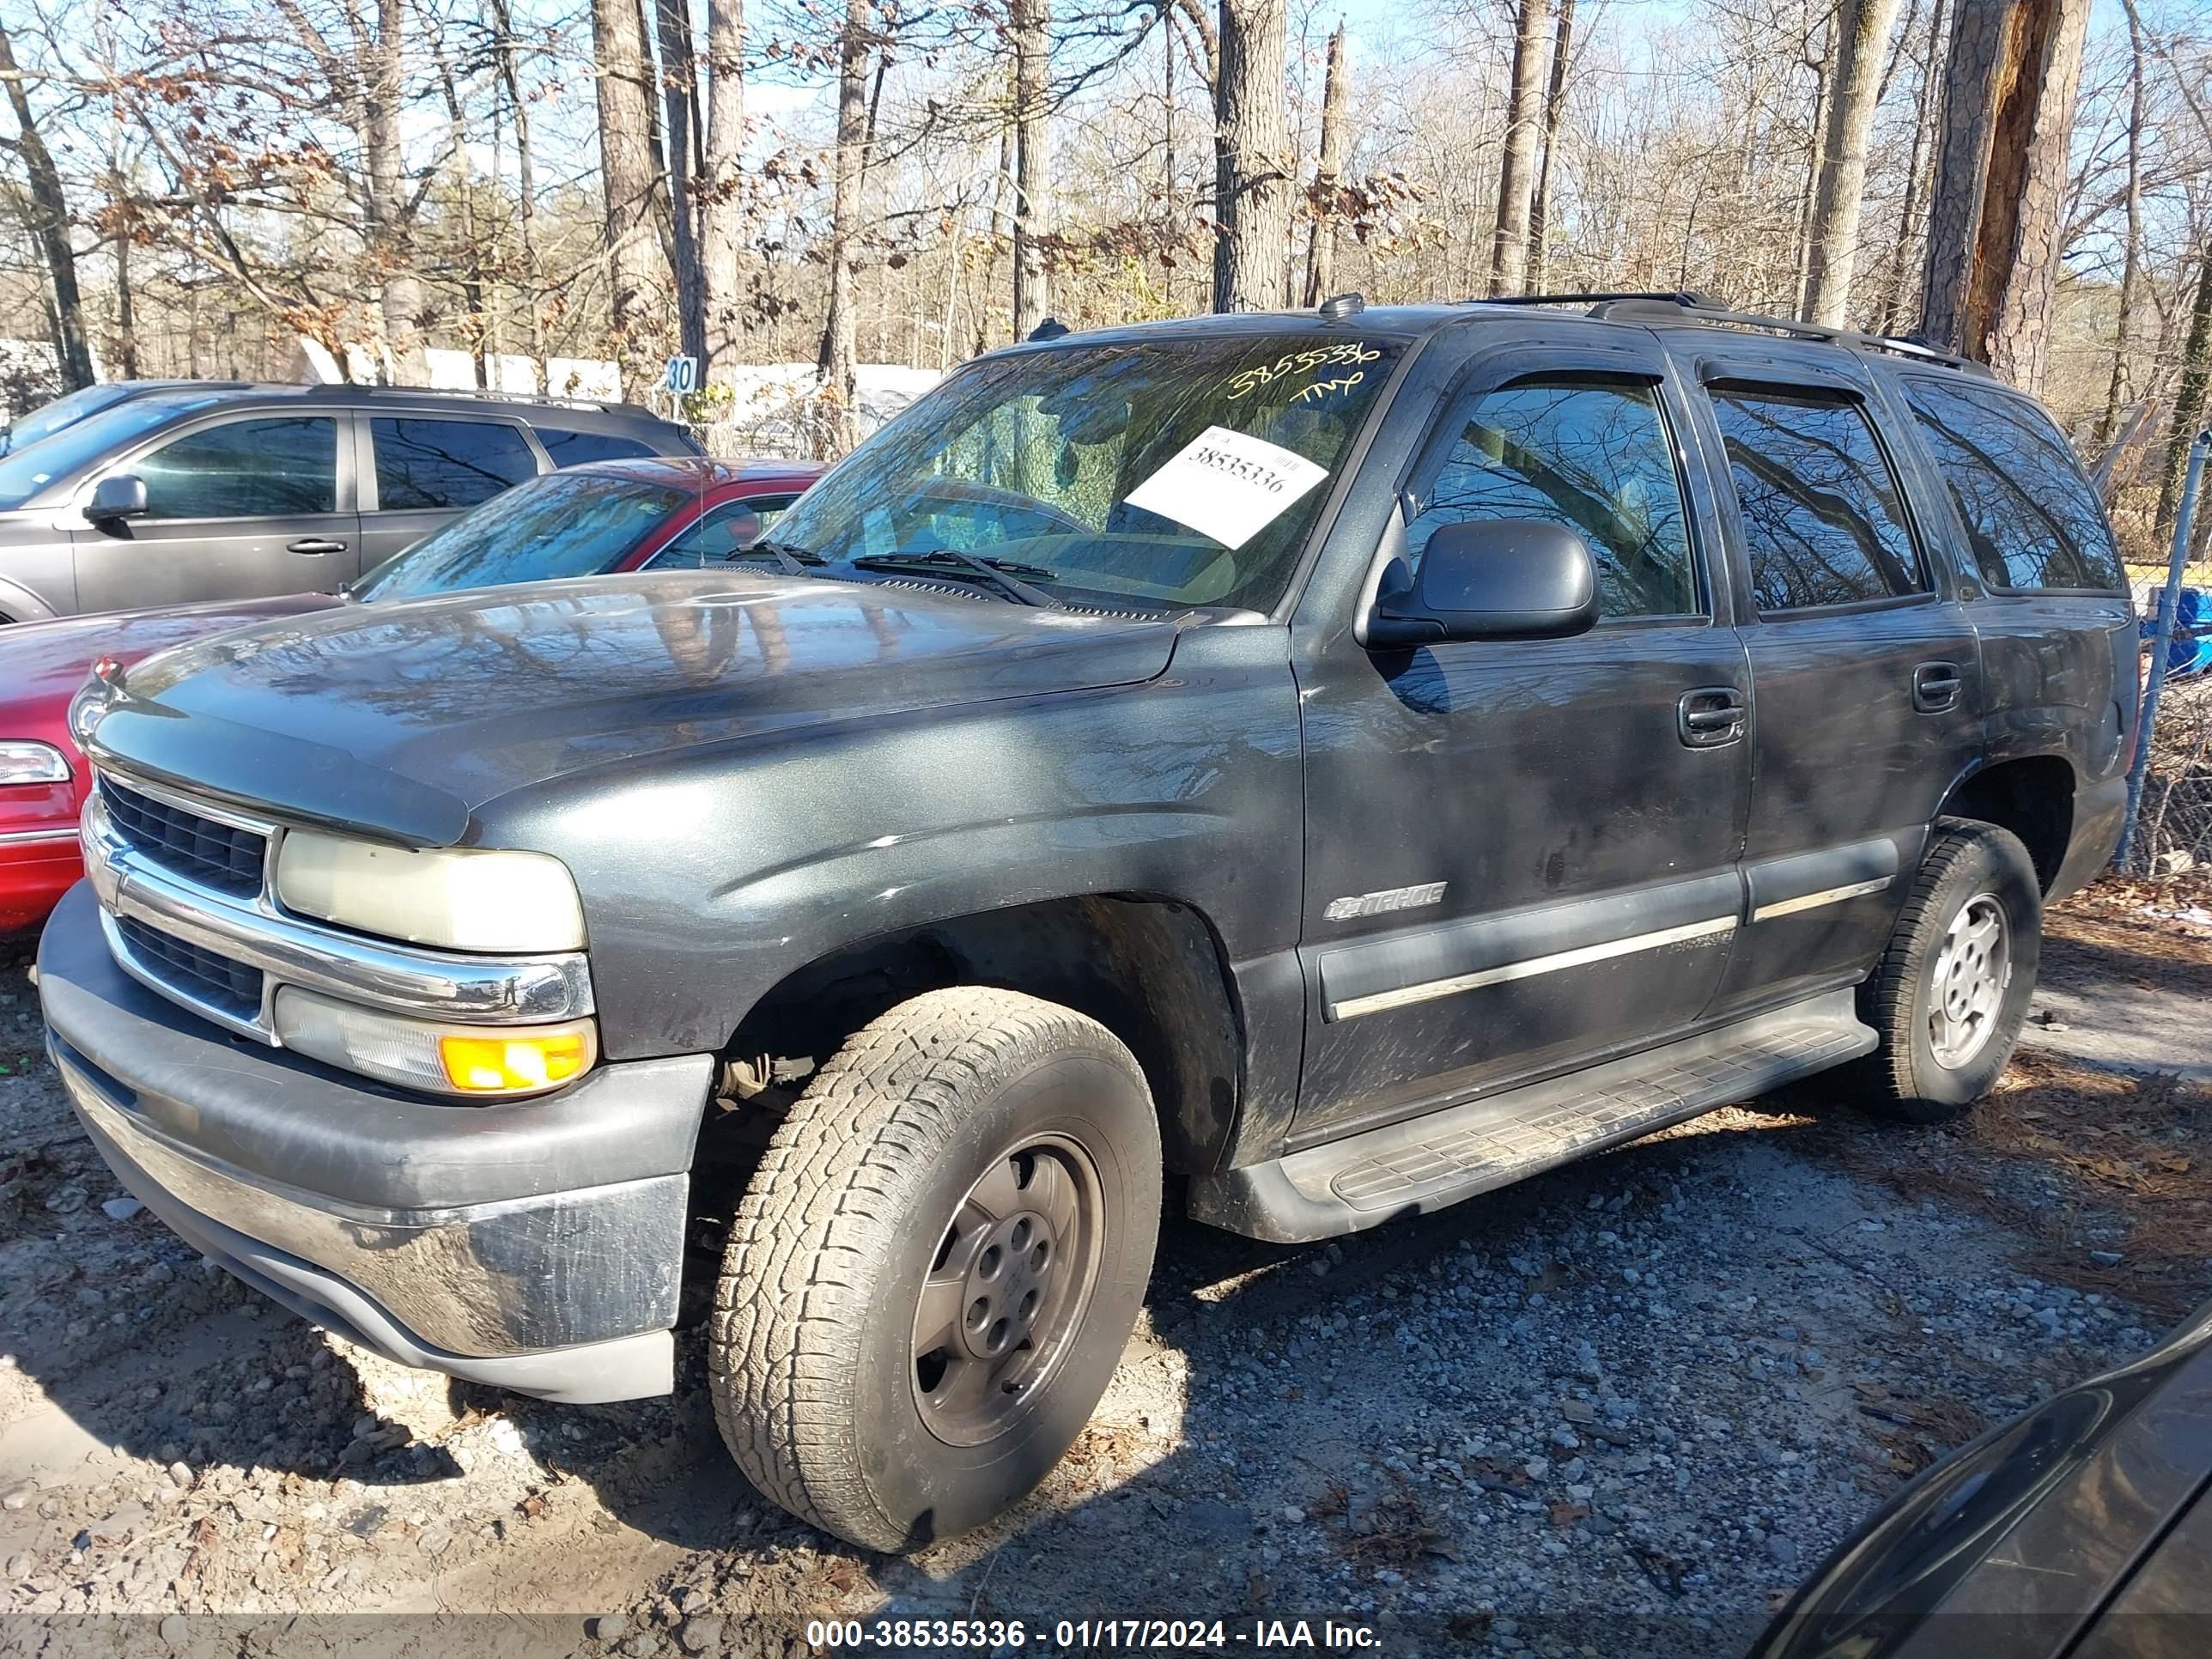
(708, 986), (1162, 1552)
(1847, 819), (2041, 1124)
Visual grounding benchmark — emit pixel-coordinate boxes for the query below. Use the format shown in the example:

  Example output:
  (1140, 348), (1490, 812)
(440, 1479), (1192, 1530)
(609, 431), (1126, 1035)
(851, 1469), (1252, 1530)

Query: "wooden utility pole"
(1302, 23), (1347, 307)
(1917, 0), (2092, 390)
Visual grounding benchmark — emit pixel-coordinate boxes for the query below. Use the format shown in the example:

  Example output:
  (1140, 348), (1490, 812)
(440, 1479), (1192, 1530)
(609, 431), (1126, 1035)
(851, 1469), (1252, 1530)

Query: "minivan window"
(0, 394), (224, 509)
(1711, 386), (1924, 611)
(1407, 378), (1698, 618)
(539, 428), (658, 468)
(1900, 379), (2124, 593)
(139, 416), (338, 518)
(371, 416), (538, 510)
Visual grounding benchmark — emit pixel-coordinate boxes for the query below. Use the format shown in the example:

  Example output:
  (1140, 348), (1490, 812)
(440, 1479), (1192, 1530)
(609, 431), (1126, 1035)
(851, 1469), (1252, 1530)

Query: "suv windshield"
(768, 331), (1405, 613)
(3, 384), (137, 455)
(352, 468), (691, 601)
(0, 394), (222, 508)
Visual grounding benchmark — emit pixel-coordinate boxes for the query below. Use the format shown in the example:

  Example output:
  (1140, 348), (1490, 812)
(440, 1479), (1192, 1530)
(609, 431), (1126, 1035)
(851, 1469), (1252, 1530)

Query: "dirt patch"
(1812, 882), (2212, 1322)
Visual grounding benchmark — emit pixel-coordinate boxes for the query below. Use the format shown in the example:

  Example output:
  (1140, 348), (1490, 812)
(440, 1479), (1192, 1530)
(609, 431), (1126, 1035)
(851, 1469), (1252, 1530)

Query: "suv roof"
(1006, 292), (2000, 388)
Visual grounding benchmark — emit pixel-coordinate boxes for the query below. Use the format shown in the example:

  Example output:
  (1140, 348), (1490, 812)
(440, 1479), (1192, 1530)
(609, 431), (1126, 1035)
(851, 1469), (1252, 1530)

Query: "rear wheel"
(1846, 821), (2041, 1123)
(708, 986), (1161, 1552)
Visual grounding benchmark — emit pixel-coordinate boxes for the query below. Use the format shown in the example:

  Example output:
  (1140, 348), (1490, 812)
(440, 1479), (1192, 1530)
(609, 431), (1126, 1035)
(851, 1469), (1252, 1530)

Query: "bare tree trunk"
(1487, 0), (1550, 297)
(1212, 0), (1291, 313)
(1876, 0), (1946, 335)
(593, 0), (677, 400)
(1012, 0), (1051, 337)
(817, 0), (871, 455)
(364, 0), (428, 382)
(1791, 11), (1833, 317)
(1301, 24), (1347, 307)
(2159, 252), (2212, 541)
(1917, 0), (2092, 391)
(699, 0), (744, 392)
(1802, 0), (1904, 325)
(489, 0), (547, 388)
(653, 0), (707, 367)
(1528, 0), (1575, 294)
(2095, 0), (2147, 448)
(3, 21), (94, 389)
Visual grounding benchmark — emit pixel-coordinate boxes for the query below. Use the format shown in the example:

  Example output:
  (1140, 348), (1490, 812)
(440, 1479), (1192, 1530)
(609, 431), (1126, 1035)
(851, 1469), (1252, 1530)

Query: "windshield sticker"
(1124, 426), (1331, 550)
(1225, 342), (1384, 402)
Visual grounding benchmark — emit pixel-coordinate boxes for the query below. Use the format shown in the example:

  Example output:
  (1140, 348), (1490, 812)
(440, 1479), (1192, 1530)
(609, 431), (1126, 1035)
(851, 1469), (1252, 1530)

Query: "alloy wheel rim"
(911, 1133), (1103, 1448)
(1928, 891), (2008, 1070)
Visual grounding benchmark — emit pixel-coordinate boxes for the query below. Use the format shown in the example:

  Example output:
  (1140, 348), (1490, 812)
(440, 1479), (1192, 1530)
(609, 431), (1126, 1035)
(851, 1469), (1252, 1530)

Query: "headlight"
(272, 986), (596, 1097)
(273, 831), (586, 952)
(0, 740), (72, 785)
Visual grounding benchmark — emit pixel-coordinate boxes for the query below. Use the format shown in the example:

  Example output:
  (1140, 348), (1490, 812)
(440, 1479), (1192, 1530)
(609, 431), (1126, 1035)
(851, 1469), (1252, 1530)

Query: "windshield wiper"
(731, 538), (829, 576)
(848, 550), (1067, 609)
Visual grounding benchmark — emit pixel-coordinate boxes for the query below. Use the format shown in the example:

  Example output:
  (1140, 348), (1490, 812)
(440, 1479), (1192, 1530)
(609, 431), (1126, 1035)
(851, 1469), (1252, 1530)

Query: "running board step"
(1189, 991), (1876, 1243)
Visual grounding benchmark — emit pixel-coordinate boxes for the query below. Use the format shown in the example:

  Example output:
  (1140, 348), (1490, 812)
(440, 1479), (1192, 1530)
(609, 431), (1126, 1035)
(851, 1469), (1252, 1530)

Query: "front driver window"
(137, 416), (338, 520)
(1405, 379), (1699, 618)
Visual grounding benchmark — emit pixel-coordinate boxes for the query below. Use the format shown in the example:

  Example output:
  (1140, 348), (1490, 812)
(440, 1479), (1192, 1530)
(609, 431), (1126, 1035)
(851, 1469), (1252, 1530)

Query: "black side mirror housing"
(87, 474), (149, 526)
(1366, 519), (1600, 647)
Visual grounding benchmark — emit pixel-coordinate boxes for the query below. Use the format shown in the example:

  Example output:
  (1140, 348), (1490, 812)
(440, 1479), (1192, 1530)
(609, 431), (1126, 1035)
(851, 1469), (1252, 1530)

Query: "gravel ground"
(3, 888), (2207, 1659)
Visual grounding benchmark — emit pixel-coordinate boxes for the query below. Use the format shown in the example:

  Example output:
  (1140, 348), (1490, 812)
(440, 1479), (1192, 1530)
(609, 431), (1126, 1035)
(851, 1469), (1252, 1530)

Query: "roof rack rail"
(1582, 295), (1995, 377)
(339, 383), (666, 419)
(1468, 289), (1727, 310)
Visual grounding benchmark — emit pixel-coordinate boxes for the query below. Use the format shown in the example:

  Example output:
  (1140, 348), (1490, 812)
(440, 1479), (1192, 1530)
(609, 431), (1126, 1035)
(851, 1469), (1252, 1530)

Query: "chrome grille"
(100, 776), (266, 896)
(114, 915), (265, 1024)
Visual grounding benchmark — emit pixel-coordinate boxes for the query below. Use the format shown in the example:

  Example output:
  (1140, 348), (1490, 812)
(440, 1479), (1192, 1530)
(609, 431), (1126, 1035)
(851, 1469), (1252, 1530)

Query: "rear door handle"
(1912, 661), (1964, 713)
(287, 538), (347, 556)
(1678, 686), (1747, 748)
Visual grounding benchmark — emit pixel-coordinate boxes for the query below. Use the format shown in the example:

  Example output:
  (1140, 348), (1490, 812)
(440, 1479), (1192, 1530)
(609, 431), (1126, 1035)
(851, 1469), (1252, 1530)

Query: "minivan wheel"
(1847, 820), (2041, 1124)
(708, 986), (1161, 1553)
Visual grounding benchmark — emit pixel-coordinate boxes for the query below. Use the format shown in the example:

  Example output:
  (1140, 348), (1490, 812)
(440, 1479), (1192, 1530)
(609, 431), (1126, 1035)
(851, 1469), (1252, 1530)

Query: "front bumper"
(0, 828), (82, 936)
(39, 882), (714, 1403)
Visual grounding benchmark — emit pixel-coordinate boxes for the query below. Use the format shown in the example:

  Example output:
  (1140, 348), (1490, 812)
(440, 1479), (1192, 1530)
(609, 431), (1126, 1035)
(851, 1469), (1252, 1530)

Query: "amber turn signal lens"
(438, 1030), (592, 1093)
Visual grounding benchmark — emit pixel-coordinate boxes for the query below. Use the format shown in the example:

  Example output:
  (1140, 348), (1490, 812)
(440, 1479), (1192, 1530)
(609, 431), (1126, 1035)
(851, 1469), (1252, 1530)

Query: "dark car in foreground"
(1753, 1302), (2212, 1659)
(40, 294), (2135, 1551)
(0, 382), (700, 623)
(0, 456), (817, 933)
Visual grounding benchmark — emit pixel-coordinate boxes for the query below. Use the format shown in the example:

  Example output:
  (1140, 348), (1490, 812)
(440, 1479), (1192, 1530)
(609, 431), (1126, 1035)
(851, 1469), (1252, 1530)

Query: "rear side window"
(138, 416), (337, 519)
(1711, 386), (1924, 611)
(538, 428), (658, 467)
(371, 417), (538, 510)
(1406, 379), (1699, 617)
(1899, 379), (2124, 592)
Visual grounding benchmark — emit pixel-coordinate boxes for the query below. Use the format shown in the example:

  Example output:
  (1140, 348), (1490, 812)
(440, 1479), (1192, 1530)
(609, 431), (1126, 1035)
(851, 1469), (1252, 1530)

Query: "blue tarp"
(2142, 586), (2212, 678)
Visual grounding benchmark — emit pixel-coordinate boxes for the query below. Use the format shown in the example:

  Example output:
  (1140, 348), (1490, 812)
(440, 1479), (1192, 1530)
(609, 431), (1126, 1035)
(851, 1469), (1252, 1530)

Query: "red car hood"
(0, 593), (340, 839)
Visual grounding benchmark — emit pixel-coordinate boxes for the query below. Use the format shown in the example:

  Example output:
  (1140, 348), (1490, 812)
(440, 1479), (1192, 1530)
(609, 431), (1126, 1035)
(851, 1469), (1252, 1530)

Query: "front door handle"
(1679, 686), (1747, 748)
(287, 538), (347, 556)
(1912, 661), (1965, 713)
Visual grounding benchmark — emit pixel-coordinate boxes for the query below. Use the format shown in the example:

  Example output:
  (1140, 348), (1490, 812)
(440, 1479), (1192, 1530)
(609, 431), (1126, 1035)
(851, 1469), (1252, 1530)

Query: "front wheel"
(1846, 820), (2041, 1123)
(708, 986), (1162, 1552)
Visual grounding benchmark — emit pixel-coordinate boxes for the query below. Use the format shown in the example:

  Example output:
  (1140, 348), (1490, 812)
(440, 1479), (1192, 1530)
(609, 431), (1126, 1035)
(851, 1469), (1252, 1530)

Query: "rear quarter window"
(1899, 378), (2124, 593)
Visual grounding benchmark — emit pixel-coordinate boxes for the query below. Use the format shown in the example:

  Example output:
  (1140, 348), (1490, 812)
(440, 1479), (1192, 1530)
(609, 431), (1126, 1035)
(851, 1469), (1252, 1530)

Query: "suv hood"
(89, 572), (1182, 846)
(0, 594), (340, 725)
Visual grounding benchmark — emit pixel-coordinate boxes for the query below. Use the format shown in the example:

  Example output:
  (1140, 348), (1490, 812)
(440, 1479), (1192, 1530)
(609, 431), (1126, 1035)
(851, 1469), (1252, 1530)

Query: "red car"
(0, 456), (820, 933)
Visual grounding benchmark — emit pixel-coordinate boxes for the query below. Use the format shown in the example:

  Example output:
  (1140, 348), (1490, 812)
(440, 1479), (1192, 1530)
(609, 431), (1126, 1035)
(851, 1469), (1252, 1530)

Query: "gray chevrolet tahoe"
(40, 295), (2136, 1552)
(0, 383), (699, 621)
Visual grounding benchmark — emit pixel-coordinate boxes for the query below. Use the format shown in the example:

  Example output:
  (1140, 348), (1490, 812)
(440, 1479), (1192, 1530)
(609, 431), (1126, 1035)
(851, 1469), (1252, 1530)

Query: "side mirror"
(1366, 520), (1599, 647)
(87, 474), (149, 526)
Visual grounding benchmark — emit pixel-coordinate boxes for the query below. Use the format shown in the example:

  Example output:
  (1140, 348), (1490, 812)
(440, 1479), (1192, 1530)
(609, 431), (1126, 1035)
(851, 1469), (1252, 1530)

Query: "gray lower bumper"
(39, 881), (714, 1404)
